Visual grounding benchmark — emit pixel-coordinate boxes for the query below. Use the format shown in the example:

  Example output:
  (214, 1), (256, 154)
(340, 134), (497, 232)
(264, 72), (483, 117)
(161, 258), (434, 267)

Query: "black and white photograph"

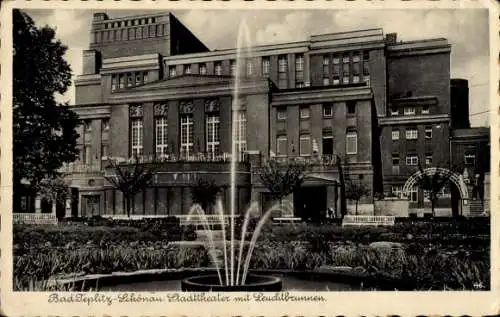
(1, 1), (498, 315)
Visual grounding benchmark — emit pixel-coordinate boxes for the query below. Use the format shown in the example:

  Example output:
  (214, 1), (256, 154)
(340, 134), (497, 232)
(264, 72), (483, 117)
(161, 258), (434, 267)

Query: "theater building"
(39, 12), (488, 218)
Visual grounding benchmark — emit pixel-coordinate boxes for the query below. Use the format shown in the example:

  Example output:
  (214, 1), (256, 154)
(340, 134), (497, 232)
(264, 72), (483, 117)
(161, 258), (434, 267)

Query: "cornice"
(379, 114), (450, 126)
(74, 74), (101, 86)
(70, 105), (112, 119)
(108, 78), (270, 104)
(271, 87), (373, 106)
(387, 45), (451, 57)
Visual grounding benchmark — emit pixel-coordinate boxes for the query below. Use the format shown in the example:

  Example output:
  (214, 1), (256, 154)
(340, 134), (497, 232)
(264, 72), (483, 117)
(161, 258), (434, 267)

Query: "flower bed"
(14, 243), (210, 291)
(258, 218), (490, 246)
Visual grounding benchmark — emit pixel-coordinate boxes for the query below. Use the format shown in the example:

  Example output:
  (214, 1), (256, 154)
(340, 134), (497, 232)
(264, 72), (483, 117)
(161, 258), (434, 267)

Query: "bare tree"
(336, 155), (347, 219)
(258, 158), (308, 212)
(104, 157), (157, 218)
(416, 165), (451, 217)
(345, 180), (370, 215)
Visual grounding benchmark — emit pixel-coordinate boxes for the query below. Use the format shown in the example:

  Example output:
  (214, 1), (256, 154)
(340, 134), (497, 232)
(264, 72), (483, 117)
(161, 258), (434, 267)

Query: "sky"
(26, 9), (491, 127)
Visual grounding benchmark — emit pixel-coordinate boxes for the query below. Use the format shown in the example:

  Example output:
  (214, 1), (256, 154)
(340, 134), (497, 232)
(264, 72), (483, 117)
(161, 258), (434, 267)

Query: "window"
(300, 107), (310, 119)
(391, 107), (399, 116)
(422, 105), (430, 114)
(346, 101), (356, 115)
(262, 57), (270, 75)
(405, 128), (418, 140)
(169, 66), (177, 78)
(135, 72), (142, 86)
(425, 127), (432, 139)
(101, 144), (108, 160)
(111, 75), (117, 91)
(323, 104), (333, 117)
(180, 114), (194, 158)
(214, 62), (222, 76)
(102, 119), (110, 131)
(235, 111), (247, 161)
(296, 54), (304, 71)
(84, 120), (92, 132)
(206, 114), (220, 160)
(408, 186), (418, 202)
(404, 107), (416, 115)
(323, 78), (330, 86)
(392, 128), (400, 140)
(143, 72), (148, 83)
(425, 154), (432, 166)
(323, 55), (330, 74)
(363, 51), (370, 61)
(296, 82), (305, 88)
(352, 53), (360, 76)
(127, 73), (133, 87)
(276, 136), (288, 156)
(352, 76), (360, 83)
(333, 77), (340, 85)
(277, 108), (287, 120)
(244, 60), (253, 76)
(299, 135), (311, 156)
(199, 63), (207, 75)
(230, 60), (237, 76)
(155, 117), (168, 157)
(184, 64), (191, 75)
(278, 55), (288, 73)
(322, 134), (333, 155)
(131, 119), (143, 157)
(346, 130), (358, 154)
(342, 53), (350, 81)
(406, 154), (418, 166)
(464, 152), (475, 166)
(392, 154), (400, 166)
(391, 185), (403, 199)
(119, 75), (125, 89)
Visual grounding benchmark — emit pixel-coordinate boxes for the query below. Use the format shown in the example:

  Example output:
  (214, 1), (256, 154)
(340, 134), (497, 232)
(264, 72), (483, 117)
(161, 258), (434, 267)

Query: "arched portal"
(402, 167), (469, 200)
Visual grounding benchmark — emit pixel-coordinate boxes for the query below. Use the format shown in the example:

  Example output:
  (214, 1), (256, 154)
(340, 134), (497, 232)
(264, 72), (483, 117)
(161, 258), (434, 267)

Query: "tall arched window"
(346, 130), (358, 154)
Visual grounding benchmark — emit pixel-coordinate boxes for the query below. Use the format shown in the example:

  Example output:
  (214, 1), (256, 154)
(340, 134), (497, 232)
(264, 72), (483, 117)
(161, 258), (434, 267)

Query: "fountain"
(181, 20), (284, 291)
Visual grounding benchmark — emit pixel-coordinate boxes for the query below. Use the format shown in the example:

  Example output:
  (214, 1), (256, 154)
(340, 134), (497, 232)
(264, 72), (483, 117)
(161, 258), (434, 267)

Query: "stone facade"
(47, 12), (489, 218)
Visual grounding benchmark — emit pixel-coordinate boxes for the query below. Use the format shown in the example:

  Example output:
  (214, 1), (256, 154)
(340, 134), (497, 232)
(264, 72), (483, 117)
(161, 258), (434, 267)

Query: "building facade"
(31, 12), (489, 218)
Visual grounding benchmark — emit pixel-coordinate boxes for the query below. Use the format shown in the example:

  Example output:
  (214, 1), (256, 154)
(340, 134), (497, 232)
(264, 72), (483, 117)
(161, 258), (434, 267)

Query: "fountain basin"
(181, 274), (282, 292)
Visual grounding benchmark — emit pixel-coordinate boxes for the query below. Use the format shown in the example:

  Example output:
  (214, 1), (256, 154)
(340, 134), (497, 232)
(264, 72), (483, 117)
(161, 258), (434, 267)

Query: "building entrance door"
(294, 186), (327, 222)
(82, 195), (100, 217)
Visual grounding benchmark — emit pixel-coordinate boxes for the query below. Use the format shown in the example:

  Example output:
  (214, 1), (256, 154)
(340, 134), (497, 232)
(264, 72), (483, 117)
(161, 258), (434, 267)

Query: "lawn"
(13, 217), (490, 291)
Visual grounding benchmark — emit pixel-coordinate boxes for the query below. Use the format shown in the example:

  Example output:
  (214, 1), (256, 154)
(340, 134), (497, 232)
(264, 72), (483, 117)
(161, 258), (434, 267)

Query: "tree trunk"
(126, 196), (131, 218)
(355, 200), (358, 215)
(336, 156), (347, 220)
(431, 198), (435, 218)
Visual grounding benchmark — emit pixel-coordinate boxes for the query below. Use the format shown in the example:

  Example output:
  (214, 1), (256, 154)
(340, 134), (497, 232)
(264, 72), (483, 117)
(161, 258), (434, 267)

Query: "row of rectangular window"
(391, 127), (432, 140)
(111, 72), (149, 91)
(93, 24), (167, 43)
(276, 102), (356, 121)
(392, 153), (476, 171)
(129, 112), (247, 159)
(275, 131), (357, 157)
(391, 154), (432, 167)
(391, 106), (430, 116)
(102, 17), (157, 29)
(322, 51), (370, 86)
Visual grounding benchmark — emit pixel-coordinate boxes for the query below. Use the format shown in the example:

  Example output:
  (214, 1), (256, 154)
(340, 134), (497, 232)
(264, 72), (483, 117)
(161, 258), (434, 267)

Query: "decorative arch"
(402, 167), (469, 200)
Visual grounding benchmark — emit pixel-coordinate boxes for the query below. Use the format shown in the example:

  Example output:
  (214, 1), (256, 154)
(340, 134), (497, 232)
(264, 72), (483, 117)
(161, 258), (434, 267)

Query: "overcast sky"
(26, 9), (490, 127)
